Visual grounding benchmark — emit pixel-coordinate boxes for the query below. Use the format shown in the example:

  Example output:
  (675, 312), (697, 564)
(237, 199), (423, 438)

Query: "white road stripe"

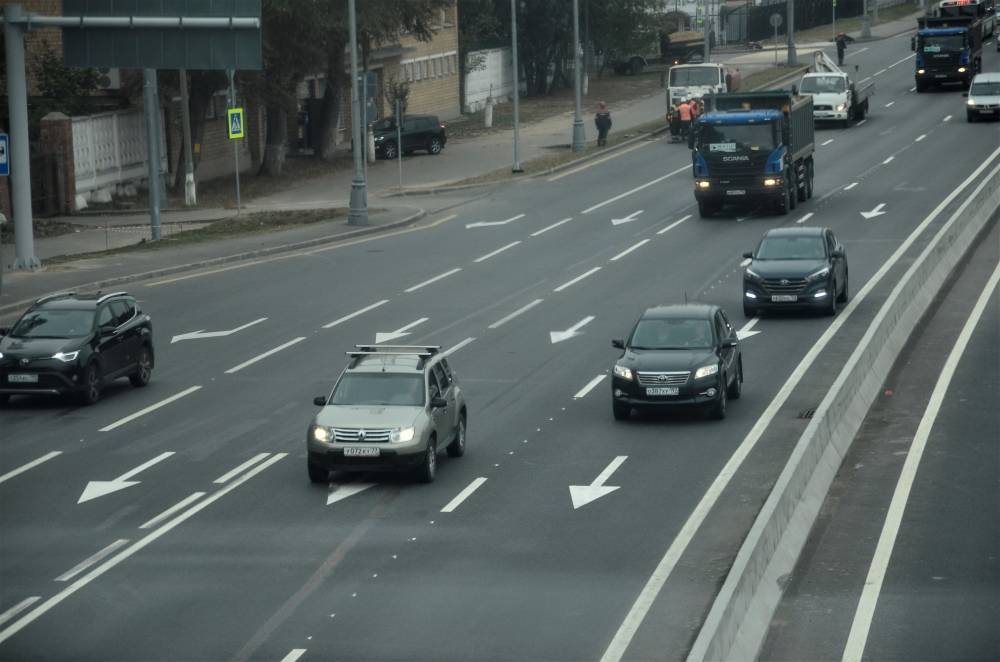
(581, 165), (688, 214)
(281, 649), (307, 662)
(0, 451), (62, 485)
(214, 453), (271, 484)
(909, 86), (917, 92)
(887, 53), (914, 68)
(574, 374), (607, 399)
(844, 182), (859, 190)
(859, 77), (871, 84)
(442, 337), (476, 358)
(943, 115), (952, 122)
(441, 477), (488, 512)
(915, 134), (926, 142)
(139, 492), (206, 529)
(845, 46), (869, 58)
(795, 212), (814, 225)
(875, 68), (887, 76)
(225, 338), (306, 374)
(857, 119), (867, 126)
(883, 156), (895, 164)
(554, 267), (602, 293)
(55, 539), (130, 582)
(404, 267), (462, 293)
(821, 139), (834, 146)
(99, 386), (202, 432)
(610, 239), (650, 262)
(530, 217), (573, 236)
(656, 214), (691, 235)
(547, 141), (652, 181)
(885, 101), (895, 108)
(842, 261), (1000, 662)
(474, 241), (521, 263)
(0, 453), (288, 645)
(0, 598), (40, 628)
(488, 299), (545, 329)
(322, 299), (389, 329)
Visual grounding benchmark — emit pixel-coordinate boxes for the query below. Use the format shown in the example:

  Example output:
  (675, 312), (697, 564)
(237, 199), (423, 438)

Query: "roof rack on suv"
(96, 291), (129, 304)
(33, 291), (77, 306)
(353, 344), (440, 354)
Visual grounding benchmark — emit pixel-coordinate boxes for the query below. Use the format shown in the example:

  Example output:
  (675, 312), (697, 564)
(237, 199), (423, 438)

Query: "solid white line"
(99, 386), (202, 432)
(0, 598), (40, 628)
(574, 374), (607, 399)
(943, 115), (952, 122)
(214, 453), (271, 484)
(441, 477), (488, 512)
(795, 212), (814, 225)
(875, 68), (887, 76)
(657, 214), (691, 235)
(610, 239), (650, 262)
(530, 217), (573, 236)
(281, 650), (307, 662)
(488, 299), (545, 329)
(0, 453), (288, 645)
(322, 299), (389, 329)
(883, 156), (895, 164)
(842, 261), (1000, 662)
(225, 338), (306, 374)
(887, 53), (914, 68)
(844, 182), (859, 190)
(885, 101), (895, 108)
(404, 267), (462, 293)
(55, 539), (130, 582)
(139, 492), (206, 529)
(581, 165), (688, 214)
(0, 451), (62, 485)
(442, 337), (476, 358)
(821, 139), (834, 146)
(547, 141), (652, 181)
(859, 77), (872, 84)
(474, 241), (521, 263)
(599, 146), (1000, 662)
(915, 134), (926, 142)
(554, 267), (602, 292)
(845, 46), (869, 58)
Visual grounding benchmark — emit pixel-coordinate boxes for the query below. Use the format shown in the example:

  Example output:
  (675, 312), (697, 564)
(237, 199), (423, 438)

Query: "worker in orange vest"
(678, 99), (693, 139)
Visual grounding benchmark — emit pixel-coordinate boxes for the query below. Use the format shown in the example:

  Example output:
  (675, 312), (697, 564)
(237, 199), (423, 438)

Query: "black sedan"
(742, 226), (848, 317)
(611, 303), (743, 421)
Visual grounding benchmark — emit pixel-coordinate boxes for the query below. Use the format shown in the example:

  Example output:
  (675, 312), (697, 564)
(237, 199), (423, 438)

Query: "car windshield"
(669, 67), (719, 87)
(921, 34), (965, 52)
(697, 122), (776, 152)
(971, 81), (1000, 95)
(630, 318), (714, 350)
(799, 75), (846, 93)
(9, 309), (93, 339)
(756, 236), (827, 260)
(330, 373), (424, 406)
(372, 117), (397, 131)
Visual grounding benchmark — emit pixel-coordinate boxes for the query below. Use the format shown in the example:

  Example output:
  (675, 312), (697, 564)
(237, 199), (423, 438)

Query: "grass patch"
(1, 219), (82, 244)
(785, 2), (921, 45)
(741, 65), (810, 91)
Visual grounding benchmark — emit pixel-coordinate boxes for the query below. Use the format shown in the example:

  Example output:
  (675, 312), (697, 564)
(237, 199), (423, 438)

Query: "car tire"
(0, 394), (9, 406)
(967, 111), (977, 123)
(797, 166), (808, 202)
(446, 414), (467, 458)
(743, 304), (758, 318)
(129, 346), (153, 387)
(382, 140), (399, 160)
(612, 401), (631, 421)
(838, 272), (849, 303)
(417, 438), (437, 483)
(710, 377), (727, 420)
(428, 137), (444, 155)
(307, 460), (328, 484)
(698, 200), (716, 218)
(78, 363), (102, 406)
(727, 360), (743, 400)
(825, 282), (838, 316)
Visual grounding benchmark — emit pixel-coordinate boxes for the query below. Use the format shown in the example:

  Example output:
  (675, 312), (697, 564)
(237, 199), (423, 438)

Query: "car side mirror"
(742, 251), (753, 259)
(0, 327), (8, 336)
(313, 396), (327, 406)
(831, 249), (845, 258)
(430, 396), (448, 409)
(721, 338), (738, 349)
(612, 338), (625, 349)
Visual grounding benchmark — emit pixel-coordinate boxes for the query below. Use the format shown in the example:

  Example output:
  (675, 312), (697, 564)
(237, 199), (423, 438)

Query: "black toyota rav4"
(0, 291), (154, 405)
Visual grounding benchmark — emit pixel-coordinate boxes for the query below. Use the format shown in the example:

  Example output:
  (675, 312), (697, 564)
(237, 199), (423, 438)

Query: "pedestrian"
(835, 32), (851, 66)
(595, 101), (612, 147)
(678, 99), (693, 140)
(669, 101), (683, 142)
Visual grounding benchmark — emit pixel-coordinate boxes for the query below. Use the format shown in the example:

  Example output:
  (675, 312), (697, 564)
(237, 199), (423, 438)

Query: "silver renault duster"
(307, 345), (467, 484)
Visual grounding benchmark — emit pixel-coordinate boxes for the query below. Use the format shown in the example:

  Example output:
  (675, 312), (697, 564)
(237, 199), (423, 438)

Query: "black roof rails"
(353, 344), (440, 354)
(33, 291), (77, 306)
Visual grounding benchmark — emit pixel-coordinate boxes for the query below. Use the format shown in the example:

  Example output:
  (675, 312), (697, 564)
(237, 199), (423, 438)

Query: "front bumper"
(694, 181), (785, 204)
(743, 279), (833, 310)
(917, 68), (971, 83)
(968, 105), (1000, 117)
(0, 362), (86, 396)
(813, 110), (848, 121)
(307, 437), (426, 473)
(611, 375), (723, 408)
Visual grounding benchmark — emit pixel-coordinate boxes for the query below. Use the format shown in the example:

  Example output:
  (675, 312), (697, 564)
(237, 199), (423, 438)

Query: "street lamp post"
(787, 0), (797, 66)
(511, 0), (523, 172)
(571, 0), (586, 152)
(861, 0), (872, 39)
(347, 0), (368, 226)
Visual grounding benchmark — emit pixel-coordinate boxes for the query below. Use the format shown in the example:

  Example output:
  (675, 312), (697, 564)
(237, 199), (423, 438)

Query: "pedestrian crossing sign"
(228, 108), (245, 140)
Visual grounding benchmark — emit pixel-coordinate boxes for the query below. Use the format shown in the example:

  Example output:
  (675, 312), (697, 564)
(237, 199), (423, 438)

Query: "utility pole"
(227, 69), (241, 214)
(861, 0), (872, 39)
(703, 0), (712, 63)
(787, 0), (797, 66)
(347, 0), (368, 225)
(142, 68), (163, 240)
(179, 68), (197, 206)
(511, 0), (523, 172)
(571, 0), (586, 152)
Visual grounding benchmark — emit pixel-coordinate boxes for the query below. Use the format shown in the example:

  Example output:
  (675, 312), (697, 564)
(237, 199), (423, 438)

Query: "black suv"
(371, 114), (447, 159)
(611, 303), (743, 420)
(0, 291), (154, 405)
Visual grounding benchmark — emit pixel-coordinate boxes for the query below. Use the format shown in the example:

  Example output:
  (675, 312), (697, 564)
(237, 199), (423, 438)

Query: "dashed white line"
(530, 217), (573, 236)
(441, 477), (488, 512)
(322, 300), (389, 329)
(581, 165), (688, 214)
(574, 374), (607, 399)
(909, 86), (917, 92)
(857, 119), (867, 126)
(225, 338), (306, 374)
(795, 212), (815, 225)
(0, 451), (62, 485)
(442, 337), (476, 358)
(915, 134), (927, 142)
(474, 241), (521, 263)
(281, 649), (307, 662)
(488, 299), (545, 329)
(943, 115), (952, 122)
(844, 182), (859, 190)
(0, 598), (40, 628)
(885, 101), (895, 108)
(821, 139), (835, 146)
(610, 239), (650, 262)
(859, 76), (872, 84)
(845, 46), (870, 58)
(55, 539), (131, 582)
(99, 386), (203, 432)
(214, 453), (271, 484)
(404, 267), (462, 293)
(657, 214), (691, 235)
(139, 492), (206, 529)
(883, 156), (895, 165)
(554, 267), (602, 292)
(887, 53), (915, 68)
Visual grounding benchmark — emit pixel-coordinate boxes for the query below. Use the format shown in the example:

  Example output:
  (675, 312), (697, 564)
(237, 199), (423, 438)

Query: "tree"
(457, 0), (509, 108)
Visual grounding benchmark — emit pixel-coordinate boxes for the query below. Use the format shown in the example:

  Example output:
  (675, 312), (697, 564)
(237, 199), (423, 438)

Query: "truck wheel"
(776, 186), (790, 215)
(915, 80), (927, 93)
(698, 200), (715, 218)
(797, 167), (808, 202)
(806, 161), (815, 199)
(787, 173), (797, 211)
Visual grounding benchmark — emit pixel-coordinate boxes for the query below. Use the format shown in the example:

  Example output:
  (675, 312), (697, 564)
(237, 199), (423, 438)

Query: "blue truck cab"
(913, 15), (984, 90)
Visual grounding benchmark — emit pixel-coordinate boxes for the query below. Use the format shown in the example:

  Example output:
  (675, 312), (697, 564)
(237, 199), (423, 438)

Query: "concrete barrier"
(688, 155), (1000, 661)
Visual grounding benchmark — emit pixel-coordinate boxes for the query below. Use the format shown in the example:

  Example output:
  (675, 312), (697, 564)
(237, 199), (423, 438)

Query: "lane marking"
(404, 267), (462, 293)
(554, 267), (602, 293)
(171, 317), (268, 344)
(943, 115), (952, 122)
(139, 492), (206, 529)
(573, 374), (607, 399)
(99, 386), (202, 432)
(375, 317), (428, 344)
(281, 650), (307, 662)
(327, 482), (376, 506)
(821, 139), (834, 146)
(0, 451), (62, 485)
(736, 316), (761, 340)
(581, 165), (688, 214)
(887, 53), (914, 68)
(466, 213), (525, 229)
(657, 214), (691, 235)
(488, 299), (545, 329)
(530, 217), (574, 237)
(915, 134), (927, 142)
(441, 477), (488, 512)
(884, 101), (895, 108)
(54, 539), (130, 582)
(225, 338), (306, 374)
(610, 239), (650, 262)
(0, 453), (288, 645)
(859, 76), (872, 84)
(875, 68), (887, 76)
(909, 86), (917, 92)
(883, 156), (895, 165)
(857, 119), (867, 126)
(842, 260), (1000, 662)
(600, 147), (1000, 662)
(0, 598), (40, 628)
(845, 46), (869, 58)
(322, 300), (389, 329)
(844, 182), (859, 190)
(442, 337), (476, 358)
(474, 241), (521, 263)
(795, 212), (814, 225)
(548, 141), (652, 181)
(214, 453), (271, 484)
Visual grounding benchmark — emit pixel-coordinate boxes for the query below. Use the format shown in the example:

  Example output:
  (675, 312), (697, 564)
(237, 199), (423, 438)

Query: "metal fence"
(72, 109), (167, 200)
(725, 0), (867, 44)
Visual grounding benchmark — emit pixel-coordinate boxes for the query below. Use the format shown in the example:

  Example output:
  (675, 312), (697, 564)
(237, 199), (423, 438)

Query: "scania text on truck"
(798, 51), (874, 127)
(912, 13), (984, 90)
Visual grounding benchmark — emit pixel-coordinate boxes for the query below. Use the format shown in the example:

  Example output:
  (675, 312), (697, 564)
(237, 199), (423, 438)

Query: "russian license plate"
(343, 447), (380, 458)
(726, 189), (747, 196)
(935, 74), (947, 78)
(646, 386), (679, 396)
(8, 373), (38, 383)
(772, 295), (797, 303)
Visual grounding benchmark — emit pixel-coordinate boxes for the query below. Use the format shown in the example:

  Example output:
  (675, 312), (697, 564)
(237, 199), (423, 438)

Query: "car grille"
(762, 278), (808, 295)
(333, 427), (393, 443)
(814, 104), (833, 111)
(974, 103), (1000, 109)
(636, 371), (689, 387)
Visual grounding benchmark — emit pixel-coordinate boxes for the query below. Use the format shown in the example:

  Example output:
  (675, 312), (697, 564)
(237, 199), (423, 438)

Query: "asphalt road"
(1, 33), (998, 661)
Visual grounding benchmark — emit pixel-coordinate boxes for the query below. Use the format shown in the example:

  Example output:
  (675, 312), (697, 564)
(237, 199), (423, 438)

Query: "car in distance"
(0, 291), (154, 405)
(370, 114), (447, 159)
(307, 344), (466, 484)
(611, 303), (743, 421)
(742, 227), (848, 317)
(964, 72), (1000, 122)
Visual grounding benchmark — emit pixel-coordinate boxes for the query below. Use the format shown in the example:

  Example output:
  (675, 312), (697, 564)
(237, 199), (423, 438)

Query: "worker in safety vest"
(678, 99), (693, 139)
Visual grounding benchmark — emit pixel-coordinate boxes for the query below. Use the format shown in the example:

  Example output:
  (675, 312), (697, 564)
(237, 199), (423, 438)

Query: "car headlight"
(835, 103), (846, 112)
(763, 178), (780, 186)
(52, 350), (79, 363)
(967, 99), (976, 106)
(745, 267), (763, 281)
(807, 267), (830, 281)
(694, 364), (719, 380)
(957, 67), (966, 73)
(312, 426), (332, 443)
(696, 180), (710, 189)
(613, 364), (634, 381)
(390, 427), (416, 443)
(917, 68), (926, 74)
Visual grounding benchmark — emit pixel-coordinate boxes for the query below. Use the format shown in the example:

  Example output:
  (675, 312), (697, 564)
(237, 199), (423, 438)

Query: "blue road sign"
(0, 133), (9, 177)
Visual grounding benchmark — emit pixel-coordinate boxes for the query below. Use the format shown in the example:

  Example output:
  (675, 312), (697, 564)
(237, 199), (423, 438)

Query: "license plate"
(726, 189), (747, 196)
(772, 295), (798, 303)
(646, 386), (679, 396)
(935, 74), (947, 78)
(8, 374), (38, 383)
(343, 447), (380, 457)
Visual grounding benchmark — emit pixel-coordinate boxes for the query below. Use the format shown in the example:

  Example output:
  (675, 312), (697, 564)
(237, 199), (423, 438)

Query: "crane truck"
(798, 51), (874, 128)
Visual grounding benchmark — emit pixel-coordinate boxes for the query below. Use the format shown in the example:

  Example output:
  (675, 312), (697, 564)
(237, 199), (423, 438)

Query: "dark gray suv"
(371, 114), (447, 159)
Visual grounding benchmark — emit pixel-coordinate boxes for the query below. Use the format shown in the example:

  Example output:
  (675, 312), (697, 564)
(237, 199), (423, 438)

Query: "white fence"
(72, 109), (167, 203)
(464, 47), (514, 113)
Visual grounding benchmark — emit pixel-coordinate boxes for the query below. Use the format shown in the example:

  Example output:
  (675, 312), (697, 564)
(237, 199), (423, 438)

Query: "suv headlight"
(835, 103), (846, 112)
(312, 425), (332, 443)
(52, 350), (79, 363)
(390, 427), (415, 443)
(613, 364), (634, 381)
(694, 364), (719, 380)
(807, 267), (830, 281)
(967, 99), (976, 106)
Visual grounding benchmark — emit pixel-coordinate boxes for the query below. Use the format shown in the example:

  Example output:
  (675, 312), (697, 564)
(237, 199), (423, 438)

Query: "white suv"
(965, 72), (1000, 122)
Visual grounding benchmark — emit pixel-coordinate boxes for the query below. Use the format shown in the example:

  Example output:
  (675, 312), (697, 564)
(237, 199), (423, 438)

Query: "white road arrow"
(327, 482), (376, 506)
(860, 203), (888, 220)
(375, 317), (428, 344)
(78, 452), (174, 504)
(736, 316), (762, 340)
(611, 210), (644, 226)
(550, 316), (595, 344)
(466, 213), (525, 229)
(171, 317), (267, 344)
(569, 456), (627, 509)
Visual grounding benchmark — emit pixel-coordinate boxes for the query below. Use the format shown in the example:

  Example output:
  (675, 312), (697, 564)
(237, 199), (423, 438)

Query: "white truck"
(798, 51), (874, 128)
(666, 63), (740, 108)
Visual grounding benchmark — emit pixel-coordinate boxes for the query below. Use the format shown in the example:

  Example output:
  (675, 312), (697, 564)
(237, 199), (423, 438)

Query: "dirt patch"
(1, 219), (84, 244)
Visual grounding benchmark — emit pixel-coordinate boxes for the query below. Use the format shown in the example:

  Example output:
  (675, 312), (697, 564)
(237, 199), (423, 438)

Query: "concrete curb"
(687, 158), (1000, 661)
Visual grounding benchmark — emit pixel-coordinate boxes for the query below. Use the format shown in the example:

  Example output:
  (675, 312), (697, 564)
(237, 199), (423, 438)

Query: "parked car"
(371, 114), (447, 159)
(964, 72), (1000, 121)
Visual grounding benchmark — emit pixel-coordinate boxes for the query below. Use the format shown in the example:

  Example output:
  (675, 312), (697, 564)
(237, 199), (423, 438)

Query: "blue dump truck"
(690, 91), (815, 218)
(913, 14), (984, 91)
